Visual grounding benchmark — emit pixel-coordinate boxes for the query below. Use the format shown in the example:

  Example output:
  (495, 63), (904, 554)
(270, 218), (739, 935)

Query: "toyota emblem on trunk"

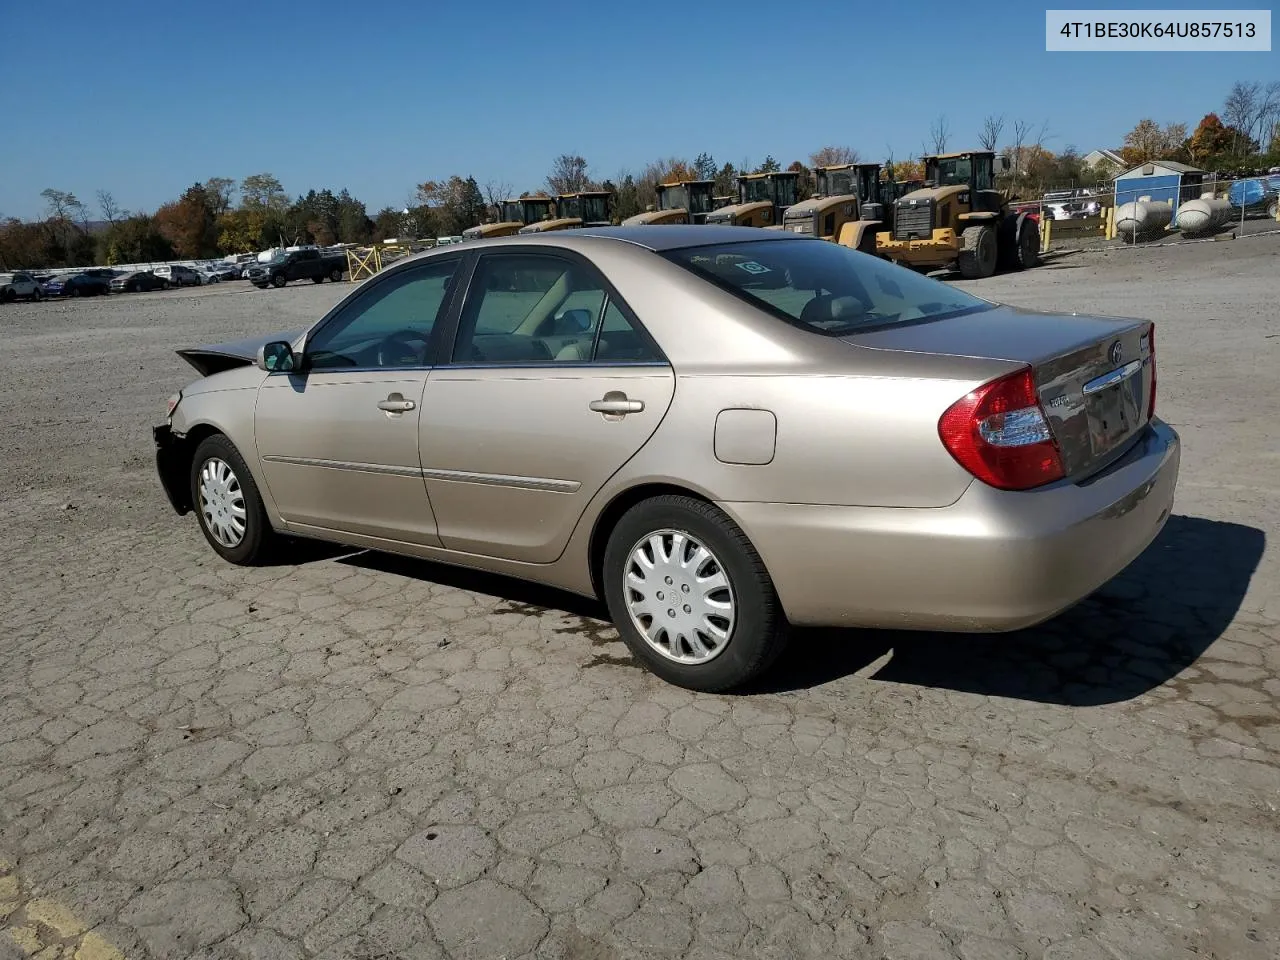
(1109, 341), (1122, 365)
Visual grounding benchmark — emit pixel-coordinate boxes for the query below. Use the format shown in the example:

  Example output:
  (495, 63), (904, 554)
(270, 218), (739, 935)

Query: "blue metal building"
(1113, 160), (1204, 214)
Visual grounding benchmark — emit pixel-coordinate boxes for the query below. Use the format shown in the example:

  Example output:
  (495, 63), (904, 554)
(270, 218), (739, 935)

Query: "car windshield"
(663, 239), (992, 336)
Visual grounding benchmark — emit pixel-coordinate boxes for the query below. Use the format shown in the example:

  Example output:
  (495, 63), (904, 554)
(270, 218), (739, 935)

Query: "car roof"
(421, 225), (798, 259)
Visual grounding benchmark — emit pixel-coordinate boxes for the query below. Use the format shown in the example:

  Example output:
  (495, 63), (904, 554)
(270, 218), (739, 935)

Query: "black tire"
(1, 289), (14, 303)
(162, 280), (170, 290)
(189, 434), (278, 565)
(602, 495), (790, 692)
(957, 224), (997, 279)
(328, 267), (342, 282)
(271, 274), (287, 288)
(31, 288), (42, 302)
(1268, 201), (1279, 221)
(69, 286), (81, 298)
(1015, 218), (1040, 269)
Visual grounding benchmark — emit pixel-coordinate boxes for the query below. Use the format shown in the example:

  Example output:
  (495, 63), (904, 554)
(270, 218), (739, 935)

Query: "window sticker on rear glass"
(735, 261), (771, 275)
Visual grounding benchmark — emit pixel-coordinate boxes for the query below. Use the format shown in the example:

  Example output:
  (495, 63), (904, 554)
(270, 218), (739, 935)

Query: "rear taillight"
(938, 366), (1064, 491)
(1146, 323), (1156, 420)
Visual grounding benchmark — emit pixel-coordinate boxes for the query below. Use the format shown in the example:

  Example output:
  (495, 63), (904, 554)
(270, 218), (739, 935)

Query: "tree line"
(2, 78), (1276, 271)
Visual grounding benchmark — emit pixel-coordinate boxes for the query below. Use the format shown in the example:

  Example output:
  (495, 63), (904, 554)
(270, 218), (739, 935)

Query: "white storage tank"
(1115, 200), (1173, 241)
(1174, 197), (1232, 236)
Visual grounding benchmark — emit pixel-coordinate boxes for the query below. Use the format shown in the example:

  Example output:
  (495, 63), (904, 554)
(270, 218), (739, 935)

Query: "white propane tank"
(1115, 200), (1173, 241)
(1175, 197), (1233, 236)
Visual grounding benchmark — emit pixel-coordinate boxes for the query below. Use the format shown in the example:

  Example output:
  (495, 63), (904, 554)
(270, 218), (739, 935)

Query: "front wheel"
(1268, 200), (1279, 221)
(602, 495), (789, 692)
(271, 274), (287, 288)
(31, 288), (42, 301)
(69, 287), (81, 298)
(189, 435), (278, 565)
(329, 267), (342, 282)
(1016, 219), (1040, 269)
(957, 225), (997, 279)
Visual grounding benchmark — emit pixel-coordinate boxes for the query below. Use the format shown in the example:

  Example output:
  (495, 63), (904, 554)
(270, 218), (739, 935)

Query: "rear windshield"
(663, 239), (991, 335)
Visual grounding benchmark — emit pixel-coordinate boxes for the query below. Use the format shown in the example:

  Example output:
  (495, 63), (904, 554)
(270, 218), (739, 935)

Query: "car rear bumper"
(720, 420), (1180, 631)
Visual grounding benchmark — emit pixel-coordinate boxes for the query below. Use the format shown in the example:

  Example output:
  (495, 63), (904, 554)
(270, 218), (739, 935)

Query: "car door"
(419, 249), (675, 563)
(254, 255), (464, 545)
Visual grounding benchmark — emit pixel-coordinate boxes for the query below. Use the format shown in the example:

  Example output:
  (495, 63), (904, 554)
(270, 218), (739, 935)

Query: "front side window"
(665, 239), (991, 336)
(305, 258), (459, 370)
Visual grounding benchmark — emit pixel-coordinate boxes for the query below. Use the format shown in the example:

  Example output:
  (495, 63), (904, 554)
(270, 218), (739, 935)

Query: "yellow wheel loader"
(874, 151), (1039, 279)
(780, 163), (891, 254)
(461, 197), (558, 240)
(518, 191), (614, 233)
(702, 171), (799, 227)
(623, 180), (716, 225)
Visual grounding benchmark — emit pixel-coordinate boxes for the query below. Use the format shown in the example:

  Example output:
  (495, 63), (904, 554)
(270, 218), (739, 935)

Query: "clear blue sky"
(1, 0), (1273, 220)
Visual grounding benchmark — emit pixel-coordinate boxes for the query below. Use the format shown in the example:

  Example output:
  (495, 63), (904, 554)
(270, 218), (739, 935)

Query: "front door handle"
(589, 392), (644, 415)
(377, 393), (416, 413)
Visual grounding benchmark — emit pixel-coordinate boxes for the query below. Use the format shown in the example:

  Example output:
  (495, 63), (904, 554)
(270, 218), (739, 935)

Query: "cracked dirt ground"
(1, 237), (1278, 959)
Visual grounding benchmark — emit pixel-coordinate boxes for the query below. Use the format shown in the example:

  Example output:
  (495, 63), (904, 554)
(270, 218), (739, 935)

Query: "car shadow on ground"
(335, 514), (1262, 707)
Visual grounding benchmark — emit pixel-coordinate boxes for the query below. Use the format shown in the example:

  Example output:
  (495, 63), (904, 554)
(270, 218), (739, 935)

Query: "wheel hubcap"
(623, 529), (735, 664)
(198, 457), (247, 548)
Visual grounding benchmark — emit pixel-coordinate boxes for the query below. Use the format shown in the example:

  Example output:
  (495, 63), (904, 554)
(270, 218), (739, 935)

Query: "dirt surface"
(1, 240), (1278, 960)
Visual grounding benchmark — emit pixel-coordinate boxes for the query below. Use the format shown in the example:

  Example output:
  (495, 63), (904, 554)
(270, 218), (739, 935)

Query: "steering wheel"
(376, 329), (424, 367)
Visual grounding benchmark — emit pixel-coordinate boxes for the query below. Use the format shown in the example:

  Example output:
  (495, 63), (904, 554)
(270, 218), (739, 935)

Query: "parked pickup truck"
(247, 248), (346, 288)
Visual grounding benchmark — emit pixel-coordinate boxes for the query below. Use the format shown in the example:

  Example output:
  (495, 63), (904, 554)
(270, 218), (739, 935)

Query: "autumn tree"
(98, 215), (174, 265)
(239, 173), (288, 211)
(40, 189), (86, 262)
(415, 176), (486, 235)
(203, 177), (236, 216)
(216, 208), (268, 253)
(154, 183), (218, 258)
(809, 146), (859, 168)
(546, 154), (590, 195)
(1119, 119), (1188, 165)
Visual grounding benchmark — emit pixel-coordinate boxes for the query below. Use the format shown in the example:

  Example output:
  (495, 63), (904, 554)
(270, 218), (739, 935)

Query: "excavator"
(461, 196), (558, 240)
(780, 163), (890, 253)
(623, 180), (716, 225)
(874, 150), (1039, 278)
(518, 191), (614, 233)
(701, 171), (799, 227)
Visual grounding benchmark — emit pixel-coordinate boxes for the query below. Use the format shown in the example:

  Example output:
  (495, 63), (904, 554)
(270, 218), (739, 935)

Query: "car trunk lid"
(842, 305), (1155, 480)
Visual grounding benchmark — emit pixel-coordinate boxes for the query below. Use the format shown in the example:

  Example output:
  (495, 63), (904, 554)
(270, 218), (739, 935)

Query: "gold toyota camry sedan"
(154, 226), (1179, 691)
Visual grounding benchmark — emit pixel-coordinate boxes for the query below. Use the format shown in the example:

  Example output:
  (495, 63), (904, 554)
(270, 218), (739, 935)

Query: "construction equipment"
(780, 163), (890, 253)
(518, 191), (614, 233)
(702, 171), (799, 227)
(461, 197), (558, 240)
(623, 180), (716, 225)
(712, 194), (734, 210)
(874, 150), (1039, 278)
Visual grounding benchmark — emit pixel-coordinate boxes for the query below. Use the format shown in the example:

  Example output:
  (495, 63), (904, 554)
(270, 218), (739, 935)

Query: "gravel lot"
(2, 237), (1278, 960)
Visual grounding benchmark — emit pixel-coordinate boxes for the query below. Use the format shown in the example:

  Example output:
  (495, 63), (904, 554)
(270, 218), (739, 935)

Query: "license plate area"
(1085, 367), (1144, 456)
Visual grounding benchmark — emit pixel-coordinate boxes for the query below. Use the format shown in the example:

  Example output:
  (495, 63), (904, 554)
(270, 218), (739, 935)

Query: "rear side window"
(663, 239), (991, 335)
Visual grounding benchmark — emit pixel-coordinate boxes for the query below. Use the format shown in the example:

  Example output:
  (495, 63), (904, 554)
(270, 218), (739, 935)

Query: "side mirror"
(256, 341), (295, 372)
(558, 308), (593, 333)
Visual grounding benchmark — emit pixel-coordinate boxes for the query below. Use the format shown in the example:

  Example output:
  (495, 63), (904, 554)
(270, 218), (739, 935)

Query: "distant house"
(1083, 149), (1125, 173)
(1113, 160), (1205, 213)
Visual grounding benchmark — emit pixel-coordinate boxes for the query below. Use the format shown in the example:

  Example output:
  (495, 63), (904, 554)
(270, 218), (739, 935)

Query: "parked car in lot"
(204, 262), (243, 282)
(154, 226), (1179, 692)
(1228, 178), (1280, 220)
(0, 271), (45, 302)
(42, 272), (111, 297)
(246, 248), (346, 288)
(152, 264), (203, 288)
(111, 270), (170, 293)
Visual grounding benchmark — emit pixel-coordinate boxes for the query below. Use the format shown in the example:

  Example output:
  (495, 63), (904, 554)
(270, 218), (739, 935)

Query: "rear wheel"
(31, 288), (42, 301)
(1268, 200), (1279, 221)
(190, 435), (277, 565)
(69, 287), (81, 298)
(272, 274), (287, 288)
(602, 495), (789, 692)
(1015, 218), (1040, 269)
(328, 267), (342, 282)
(957, 225), (997, 279)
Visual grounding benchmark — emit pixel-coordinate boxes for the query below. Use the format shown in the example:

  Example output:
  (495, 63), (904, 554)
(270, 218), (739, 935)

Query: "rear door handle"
(589, 393), (644, 415)
(377, 394), (416, 413)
